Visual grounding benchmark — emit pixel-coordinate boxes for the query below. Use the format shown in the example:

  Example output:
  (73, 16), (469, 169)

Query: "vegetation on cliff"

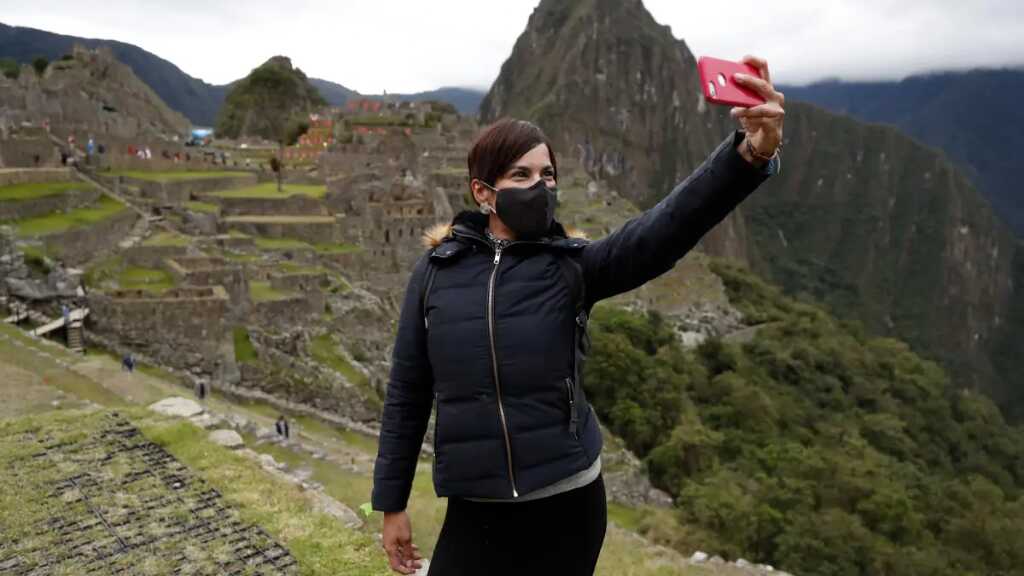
(585, 261), (1024, 575)
(215, 56), (326, 143)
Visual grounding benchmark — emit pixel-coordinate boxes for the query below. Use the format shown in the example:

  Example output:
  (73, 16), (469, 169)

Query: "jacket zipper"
(565, 378), (579, 439)
(488, 246), (519, 497)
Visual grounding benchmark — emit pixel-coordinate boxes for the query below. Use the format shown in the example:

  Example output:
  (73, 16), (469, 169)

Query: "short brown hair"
(467, 119), (558, 189)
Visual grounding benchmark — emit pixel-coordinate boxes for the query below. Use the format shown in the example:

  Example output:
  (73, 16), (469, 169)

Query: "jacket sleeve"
(582, 130), (776, 304)
(371, 254), (434, 512)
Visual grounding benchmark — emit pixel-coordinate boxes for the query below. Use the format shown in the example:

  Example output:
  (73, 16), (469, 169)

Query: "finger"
(732, 103), (785, 119)
(741, 54), (771, 84)
(733, 73), (780, 102)
(387, 550), (413, 574)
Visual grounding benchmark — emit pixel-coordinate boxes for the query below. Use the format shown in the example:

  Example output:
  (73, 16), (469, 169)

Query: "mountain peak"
(481, 0), (726, 206)
(262, 55), (294, 70)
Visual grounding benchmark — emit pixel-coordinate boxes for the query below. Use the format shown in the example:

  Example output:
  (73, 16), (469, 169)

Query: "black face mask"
(486, 179), (558, 240)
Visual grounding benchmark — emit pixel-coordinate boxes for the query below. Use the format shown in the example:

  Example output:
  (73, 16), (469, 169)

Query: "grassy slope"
(208, 182), (326, 199)
(14, 194), (128, 236)
(0, 323), (726, 575)
(142, 231), (191, 246)
(110, 170), (250, 182)
(0, 180), (94, 202)
(0, 408), (391, 575)
(250, 280), (295, 302)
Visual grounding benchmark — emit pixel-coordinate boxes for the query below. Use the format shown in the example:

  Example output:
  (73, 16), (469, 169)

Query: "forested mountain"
(779, 70), (1024, 238)
(480, 0), (1024, 418)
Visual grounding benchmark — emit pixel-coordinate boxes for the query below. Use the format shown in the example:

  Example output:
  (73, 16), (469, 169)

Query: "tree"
(32, 57), (48, 76)
(0, 58), (19, 80)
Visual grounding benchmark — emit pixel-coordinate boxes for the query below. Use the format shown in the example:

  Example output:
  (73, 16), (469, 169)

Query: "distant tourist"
(195, 379), (207, 401)
(61, 303), (70, 325)
(121, 353), (135, 373)
(275, 415), (290, 440)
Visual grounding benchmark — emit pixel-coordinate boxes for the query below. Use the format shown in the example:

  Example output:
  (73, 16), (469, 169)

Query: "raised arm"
(583, 55), (784, 304)
(371, 254), (434, 513)
(582, 130), (776, 304)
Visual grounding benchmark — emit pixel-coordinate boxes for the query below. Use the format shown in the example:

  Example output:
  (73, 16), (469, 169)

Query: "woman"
(372, 56), (785, 575)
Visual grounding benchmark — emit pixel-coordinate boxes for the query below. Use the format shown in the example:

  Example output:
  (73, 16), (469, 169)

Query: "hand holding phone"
(698, 56), (766, 108)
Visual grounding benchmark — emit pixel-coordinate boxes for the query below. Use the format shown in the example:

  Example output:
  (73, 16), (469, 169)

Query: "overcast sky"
(2, 0), (1022, 93)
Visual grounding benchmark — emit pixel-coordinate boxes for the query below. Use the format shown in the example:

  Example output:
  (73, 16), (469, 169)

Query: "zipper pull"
(494, 247), (502, 265)
(566, 378), (579, 439)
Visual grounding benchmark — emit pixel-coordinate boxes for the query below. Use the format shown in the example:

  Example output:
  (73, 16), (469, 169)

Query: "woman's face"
(494, 144), (556, 191)
(472, 143), (556, 206)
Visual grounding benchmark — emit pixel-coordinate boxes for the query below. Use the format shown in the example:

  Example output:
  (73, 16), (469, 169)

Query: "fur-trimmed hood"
(421, 211), (588, 248)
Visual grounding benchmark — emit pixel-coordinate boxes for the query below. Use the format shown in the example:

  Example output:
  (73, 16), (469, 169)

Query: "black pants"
(428, 473), (607, 576)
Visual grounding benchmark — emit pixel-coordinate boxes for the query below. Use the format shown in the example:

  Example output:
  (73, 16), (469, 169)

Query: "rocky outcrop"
(0, 226), (28, 285)
(215, 56), (326, 141)
(481, 0), (1024, 413)
(0, 45), (190, 140)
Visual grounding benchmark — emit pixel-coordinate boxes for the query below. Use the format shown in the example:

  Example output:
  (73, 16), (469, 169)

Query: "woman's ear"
(470, 178), (494, 207)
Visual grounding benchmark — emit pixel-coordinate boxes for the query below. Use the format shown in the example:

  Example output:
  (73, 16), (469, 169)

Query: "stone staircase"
(66, 318), (85, 354)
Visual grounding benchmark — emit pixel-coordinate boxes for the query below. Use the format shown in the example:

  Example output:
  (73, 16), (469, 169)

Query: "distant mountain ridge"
(0, 22), (484, 122)
(0, 22), (227, 126)
(778, 69), (1024, 237)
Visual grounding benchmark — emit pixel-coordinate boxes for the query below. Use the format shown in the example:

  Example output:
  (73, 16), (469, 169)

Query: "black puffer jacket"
(371, 131), (776, 511)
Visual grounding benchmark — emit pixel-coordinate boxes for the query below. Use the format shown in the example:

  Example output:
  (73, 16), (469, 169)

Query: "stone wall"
(0, 138), (60, 168)
(120, 174), (259, 207)
(0, 226), (28, 288)
(213, 195), (328, 217)
(121, 244), (189, 268)
(251, 291), (324, 331)
(0, 168), (73, 187)
(269, 272), (330, 293)
(0, 185), (102, 221)
(88, 286), (230, 374)
(166, 256), (250, 309)
(43, 209), (138, 266)
(221, 216), (340, 245)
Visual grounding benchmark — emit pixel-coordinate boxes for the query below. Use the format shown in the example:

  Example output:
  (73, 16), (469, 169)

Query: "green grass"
(0, 325), (126, 407)
(0, 180), (93, 202)
(208, 182), (327, 199)
(145, 420), (391, 574)
(222, 251), (261, 263)
(0, 409), (391, 576)
(19, 244), (51, 274)
(253, 237), (312, 251)
(233, 327), (258, 363)
(250, 281), (293, 302)
(251, 236), (360, 255)
(118, 266), (175, 293)
(184, 200), (219, 214)
(14, 195), (128, 237)
(278, 261), (329, 275)
(83, 254), (124, 288)
(110, 170), (250, 182)
(309, 334), (379, 411)
(142, 231), (190, 247)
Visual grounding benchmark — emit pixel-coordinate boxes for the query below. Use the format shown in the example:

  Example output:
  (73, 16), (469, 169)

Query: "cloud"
(644, 0), (1024, 85)
(1, 0), (1021, 91)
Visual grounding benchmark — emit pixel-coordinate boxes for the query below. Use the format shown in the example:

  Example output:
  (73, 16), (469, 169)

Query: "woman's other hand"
(731, 55), (785, 165)
(382, 510), (423, 574)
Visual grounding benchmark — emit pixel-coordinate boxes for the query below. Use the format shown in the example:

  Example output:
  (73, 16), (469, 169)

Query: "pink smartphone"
(698, 56), (766, 108)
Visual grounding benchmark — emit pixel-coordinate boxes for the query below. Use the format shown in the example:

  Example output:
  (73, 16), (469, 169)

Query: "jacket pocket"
(565, 377), (580, 440)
